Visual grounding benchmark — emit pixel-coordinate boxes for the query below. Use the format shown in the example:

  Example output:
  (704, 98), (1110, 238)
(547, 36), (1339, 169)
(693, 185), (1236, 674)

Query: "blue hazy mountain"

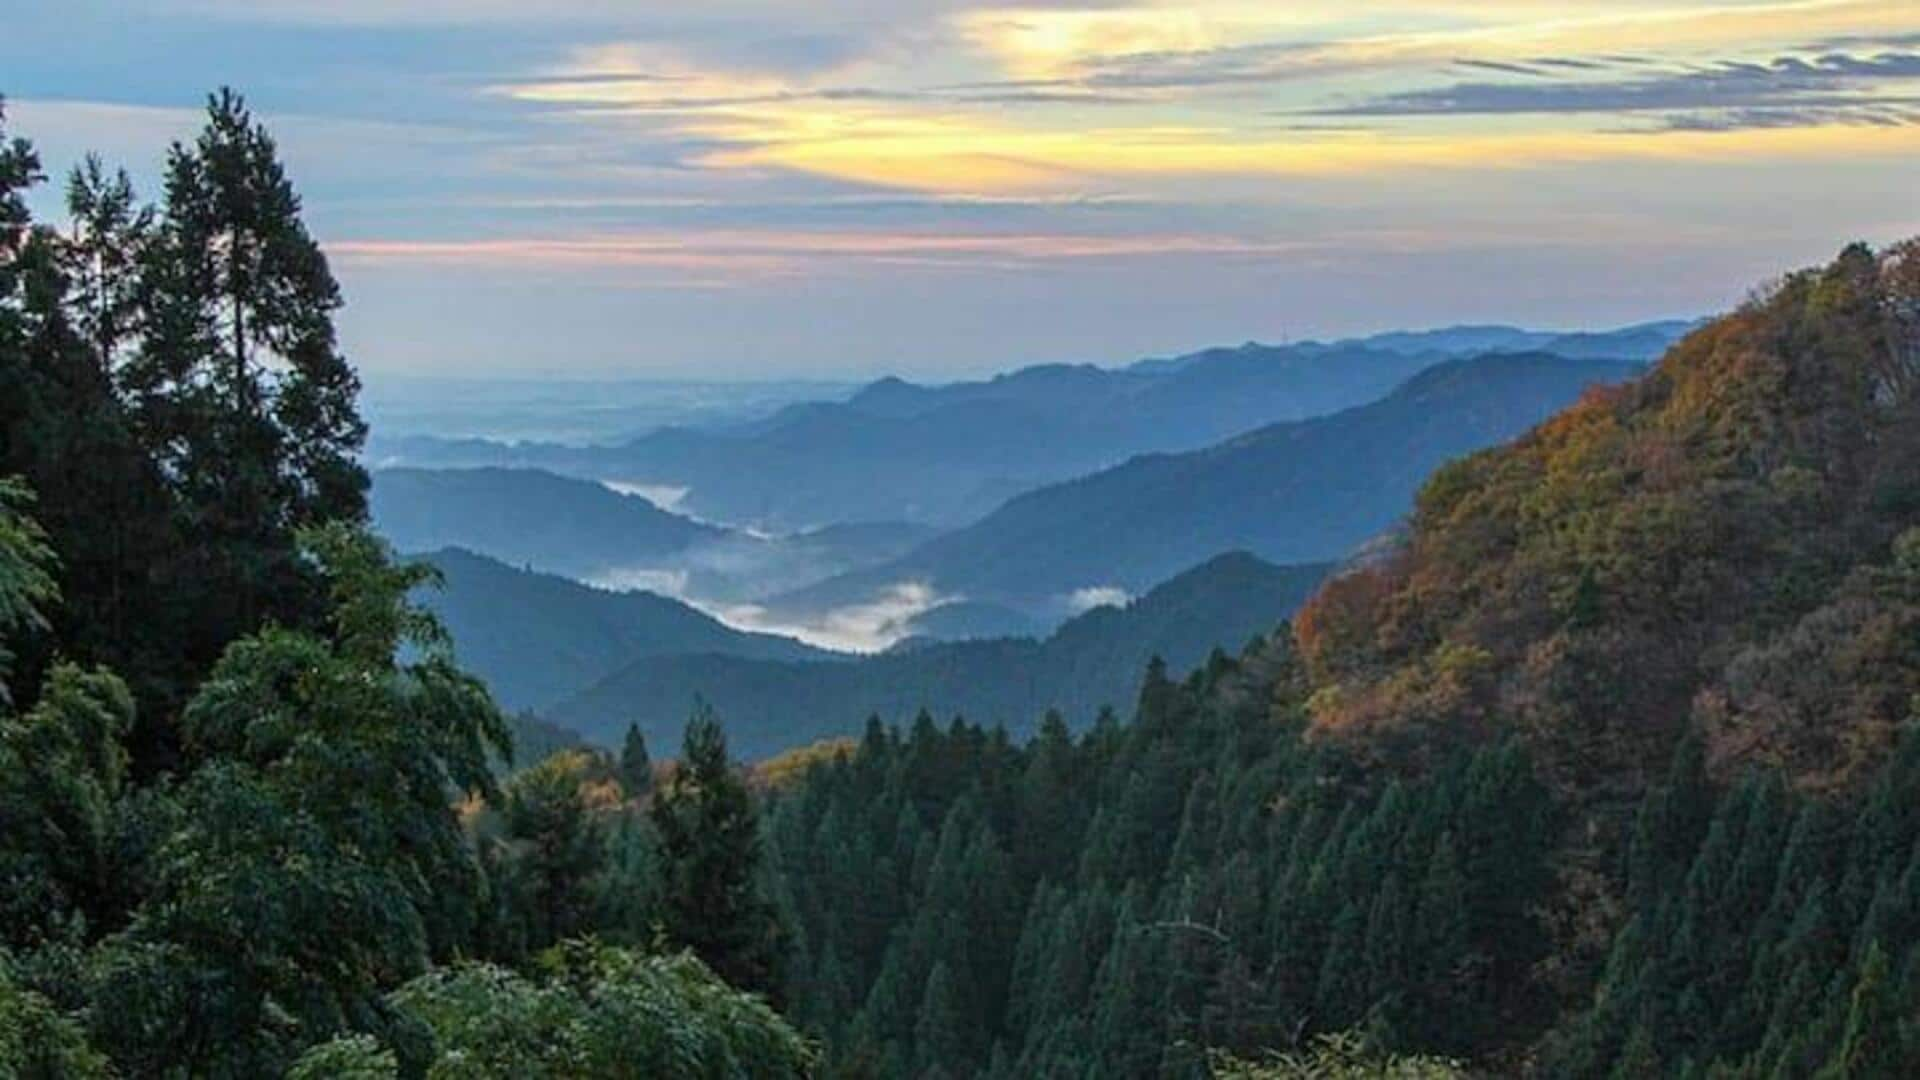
(367, 322), (1684, 532)
(544, 552), (1331, 758)
(1341, 319), (1694, 360)
(372, 466), (940, 605)
(413, 547), (835, 713)
(371, 466), (725, 580)
(773, 352), (1642, 618)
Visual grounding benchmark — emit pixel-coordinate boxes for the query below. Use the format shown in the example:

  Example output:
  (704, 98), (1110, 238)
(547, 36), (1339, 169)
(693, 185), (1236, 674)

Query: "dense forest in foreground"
(6, 90), (1920, 1078)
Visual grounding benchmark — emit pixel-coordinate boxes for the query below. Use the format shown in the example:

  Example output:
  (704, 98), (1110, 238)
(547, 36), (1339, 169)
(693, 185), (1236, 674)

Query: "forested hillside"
(765, 644), (1558, 1076)
(1293, 240), (1920, 799)
(764, 623), (1920, 1078)
(549, 553), (1331, 757)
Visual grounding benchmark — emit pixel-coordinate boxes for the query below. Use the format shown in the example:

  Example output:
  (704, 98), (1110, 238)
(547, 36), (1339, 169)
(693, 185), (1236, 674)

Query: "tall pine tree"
(650, 702), (787, 1000)
(129, 89), (366, 706)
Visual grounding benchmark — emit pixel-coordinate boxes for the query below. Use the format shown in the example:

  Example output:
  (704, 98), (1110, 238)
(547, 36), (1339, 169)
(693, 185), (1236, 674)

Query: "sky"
(4, 0), (1919, 379)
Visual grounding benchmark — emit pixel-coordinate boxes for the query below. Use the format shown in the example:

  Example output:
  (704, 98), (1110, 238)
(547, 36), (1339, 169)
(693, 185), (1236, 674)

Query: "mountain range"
(372, 467), (721, 580)
(374, 469), (937, 605)
(414, 547), (834, 713)
(368, 322), (1686, 531)
(376, 323), (1680, 742)
(772, 351), (1642, 619)
(543, 551), (1332, 759)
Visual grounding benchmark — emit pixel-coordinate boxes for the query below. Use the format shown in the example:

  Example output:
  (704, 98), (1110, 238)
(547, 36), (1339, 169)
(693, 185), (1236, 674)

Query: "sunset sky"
(6, 1), (1919, 377)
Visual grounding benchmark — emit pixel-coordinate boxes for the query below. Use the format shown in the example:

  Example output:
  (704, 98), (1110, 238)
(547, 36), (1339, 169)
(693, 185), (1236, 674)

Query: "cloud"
(15, 0), (1920, 378)
(1656, 103), (1920, 131)
(588, 566), (694, 597)
(1455, 59), (1551, 77)
(1322, 50), (1920, 127)
(710, 581), (951, 654)
(325, 229), (1322, 277)
(470, 2), (1920, 198)
(600, 481), (692, 511)
(691, 102), (1920, 192)
(141, 0), (1053, 26)
(1065, 585), (1132, 614)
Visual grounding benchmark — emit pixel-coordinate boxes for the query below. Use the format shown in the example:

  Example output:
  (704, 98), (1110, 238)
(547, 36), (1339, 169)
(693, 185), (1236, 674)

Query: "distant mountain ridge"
(772, 351), (1644, 618)
(373, 468), (938, 605)
(414, 547), (834, 713)
(1334, 319), (1696, 360)
(368, 321), (1687, 530)
(373, 467), (723, 580)
(544, 552), (1332, 759)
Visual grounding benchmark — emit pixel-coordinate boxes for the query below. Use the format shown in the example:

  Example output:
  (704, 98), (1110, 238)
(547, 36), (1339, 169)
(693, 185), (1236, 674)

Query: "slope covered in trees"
(547, 552), (1331, 757)
(1292, 240), (1920, 798)
(766, 644), (1560, 1077)
(763, 635), (1920, 1077)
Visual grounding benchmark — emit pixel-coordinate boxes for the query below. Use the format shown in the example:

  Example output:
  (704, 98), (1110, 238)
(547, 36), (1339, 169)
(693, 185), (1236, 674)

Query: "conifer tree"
(64, 154), (151, 363)
(1817, 942), (1903, 1078)
(128, 88), (368, 736)
(495, 751), (609, 955)
(0, 478), (54, 700)
(650, 702), (787, 999)
(914, 961), (966, 1075)
(620, 720), (652, 797)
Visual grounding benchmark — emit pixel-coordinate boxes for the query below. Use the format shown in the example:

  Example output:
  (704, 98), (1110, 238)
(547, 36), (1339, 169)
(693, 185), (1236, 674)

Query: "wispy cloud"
(1327, 50), (1920, 121)
(1656, 102), (1920, 130)
(326, 229), (1323, 276)
(12, 0), (1920, 375)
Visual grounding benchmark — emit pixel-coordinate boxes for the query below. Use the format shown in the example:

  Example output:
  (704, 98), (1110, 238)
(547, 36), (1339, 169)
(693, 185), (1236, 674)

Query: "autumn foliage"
(1293, 240), (1920, 795)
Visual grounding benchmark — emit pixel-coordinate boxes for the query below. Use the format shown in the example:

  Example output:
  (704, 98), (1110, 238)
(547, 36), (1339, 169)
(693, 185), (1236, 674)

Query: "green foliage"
(1548, 728), (1920, 1076)
(0, 662), (134, 948)
(0, 479), (55, 702)
(82, 525), (509, 1076)
(133, 86), (366, 530)
(390, 941), (813, 1078)
(1208, 1032), (1465, 1079)
(769, 643), (1558, 1076)
(288, 1034), (400, 1079)
(0, 92), (827, 1080)
(0, 966), (111, 1079)
(651, 705), (788, 1001)
(480, 750), (613, 961)
(1, 87), (367, 773)
(621, 721), (652, 797)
